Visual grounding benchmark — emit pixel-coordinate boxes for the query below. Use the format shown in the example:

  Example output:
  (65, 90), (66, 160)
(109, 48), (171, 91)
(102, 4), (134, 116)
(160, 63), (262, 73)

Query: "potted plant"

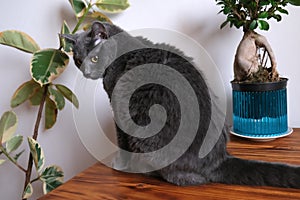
(216, 0), (300, 139)
(0, 0), (129, 199)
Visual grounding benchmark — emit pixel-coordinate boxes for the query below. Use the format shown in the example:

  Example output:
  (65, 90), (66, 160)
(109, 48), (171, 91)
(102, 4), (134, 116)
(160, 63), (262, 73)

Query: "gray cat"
(62, 21), (300, 188)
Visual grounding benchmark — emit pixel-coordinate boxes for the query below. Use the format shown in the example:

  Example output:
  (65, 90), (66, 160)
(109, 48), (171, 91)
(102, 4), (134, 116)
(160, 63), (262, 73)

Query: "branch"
(231, 6), (243, 21)
(255, 33), (277, 69)
(30, 176), (41, 184)
(0, 146), (26, 173)
(22, 85), (48, 200)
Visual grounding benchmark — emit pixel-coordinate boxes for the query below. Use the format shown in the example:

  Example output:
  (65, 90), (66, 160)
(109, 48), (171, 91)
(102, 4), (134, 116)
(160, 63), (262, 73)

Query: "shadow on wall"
(178, 15), (240, 126)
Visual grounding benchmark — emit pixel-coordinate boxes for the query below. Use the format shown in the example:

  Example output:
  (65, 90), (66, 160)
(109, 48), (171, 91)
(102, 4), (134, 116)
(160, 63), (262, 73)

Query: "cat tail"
(212, 155), (300, 188)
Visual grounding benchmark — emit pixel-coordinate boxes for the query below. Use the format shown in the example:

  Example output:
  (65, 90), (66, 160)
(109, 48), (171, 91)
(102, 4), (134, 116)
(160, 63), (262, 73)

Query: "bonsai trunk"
(233, 30), (279, 82)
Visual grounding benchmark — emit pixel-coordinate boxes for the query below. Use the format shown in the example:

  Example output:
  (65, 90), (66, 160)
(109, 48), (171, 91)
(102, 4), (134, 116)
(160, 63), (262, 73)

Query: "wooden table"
(40, 129), (300, 200)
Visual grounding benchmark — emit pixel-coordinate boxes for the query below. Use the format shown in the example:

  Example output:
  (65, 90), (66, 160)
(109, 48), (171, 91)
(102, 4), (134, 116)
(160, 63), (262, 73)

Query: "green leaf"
(6, 135), (23, 154)
(28, 137), (44, 172)
(0, 159), (5, 165)
(259, 0), (270, 6)
(41, 165), (64, 194)
(270, 0), (276, 6)
(45, 97), (58, 129)
(220, 20), (229, 29)
(96, 0), (130, 13)
(277, 7), (289, 15)
(29, 86), (45, 106)
(258, 11), (269, 18)
(22, 183), (33, 199)
(223, 6), (231, 14)
(249, 20), (258, 30)
(11, 80), (41, 108)
(60, 21), (72, 53)
(30, 49), (69, 86)
(68, 0), (88, 18)
(0, 30), (40, 53)
(55, 84), (79, 109)
(216, 1), (224, 5)
(49, 87), (65, 110)
(43, 180), (63, 194)
(288, 0), (300, 6)
(273, 14), (282, 22)
(14, 149), (25, 161)
(82, 12), (113, 31)
(258, 20), (270, 30)
(234, 20), (244, 29)
(0, 111), (17, 144)
(87, 12), (113, 23)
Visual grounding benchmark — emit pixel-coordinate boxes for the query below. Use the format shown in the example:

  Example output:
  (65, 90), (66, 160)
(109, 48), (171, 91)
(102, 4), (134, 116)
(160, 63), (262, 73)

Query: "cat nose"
(82, 66), (92, 77)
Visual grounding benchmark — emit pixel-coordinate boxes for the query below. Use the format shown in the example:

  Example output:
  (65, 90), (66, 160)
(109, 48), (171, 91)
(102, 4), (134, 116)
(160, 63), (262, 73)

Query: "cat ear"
(60, 34), (78, 44)
(91, 22), (108, 40)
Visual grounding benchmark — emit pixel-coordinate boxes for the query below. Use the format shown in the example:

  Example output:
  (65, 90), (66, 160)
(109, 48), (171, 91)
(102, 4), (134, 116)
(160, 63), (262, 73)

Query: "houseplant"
(216, 0), (300, 138)
(0, 0), (129, 199)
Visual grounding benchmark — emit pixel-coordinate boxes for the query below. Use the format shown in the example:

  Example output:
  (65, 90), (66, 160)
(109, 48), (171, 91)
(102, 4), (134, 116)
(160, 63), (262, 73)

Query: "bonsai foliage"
(0, 0), (129, 199)
(216, 0), (300, 82)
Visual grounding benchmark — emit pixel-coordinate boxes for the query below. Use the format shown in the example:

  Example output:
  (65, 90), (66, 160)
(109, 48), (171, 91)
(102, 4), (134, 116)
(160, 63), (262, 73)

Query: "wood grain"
(40, 129), (300, 200)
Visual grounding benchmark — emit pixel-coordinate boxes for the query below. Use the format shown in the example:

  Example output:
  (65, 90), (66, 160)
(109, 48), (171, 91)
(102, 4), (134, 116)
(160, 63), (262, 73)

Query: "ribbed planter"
(231, 78), (289, 137)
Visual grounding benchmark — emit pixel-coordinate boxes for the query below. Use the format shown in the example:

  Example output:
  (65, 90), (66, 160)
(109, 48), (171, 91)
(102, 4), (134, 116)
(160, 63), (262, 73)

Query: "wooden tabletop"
(40, 129), (300, 200)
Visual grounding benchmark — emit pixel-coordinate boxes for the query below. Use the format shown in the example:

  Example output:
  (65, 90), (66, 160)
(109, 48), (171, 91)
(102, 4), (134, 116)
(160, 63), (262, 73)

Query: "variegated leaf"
(49, 87), (65, 110)
(81, 12), (113, 31)
(45, 97), (58, 129)
(28, 137), (44, 172)
(30, 49), (69, 86)
(60, 21), (72, 53)
(55, 84), (79, 109)
(87, 12), (112, 23)
(22, 183), (33, 199)
(0, 159), (5, 165)
(29, 85), (45, 106)
(14, 149), (25, 161)
(68, 0), (88, 18)
(0, 111), (17, 144)
(0, 30), (40, 53)
(96, 0), (130, 13)
(41, 165), (64, 194)
(6, 135), (23, 154)
(11, 79), (41, 108)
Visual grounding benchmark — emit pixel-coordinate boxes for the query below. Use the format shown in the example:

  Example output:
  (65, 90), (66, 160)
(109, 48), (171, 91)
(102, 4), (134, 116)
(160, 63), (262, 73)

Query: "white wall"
(0, 0), (299, 199)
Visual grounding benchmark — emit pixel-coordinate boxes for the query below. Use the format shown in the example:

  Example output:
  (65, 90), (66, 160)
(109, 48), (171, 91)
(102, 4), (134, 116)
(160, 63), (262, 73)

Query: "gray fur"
(62, 21), (300, 188)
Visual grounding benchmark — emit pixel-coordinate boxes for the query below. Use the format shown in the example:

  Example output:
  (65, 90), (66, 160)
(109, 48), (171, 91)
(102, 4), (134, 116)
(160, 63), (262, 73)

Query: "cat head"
(61, 21), (122, 79)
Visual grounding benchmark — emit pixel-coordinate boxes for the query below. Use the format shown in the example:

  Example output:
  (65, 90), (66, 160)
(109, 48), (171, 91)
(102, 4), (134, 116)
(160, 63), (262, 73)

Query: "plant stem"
(72, 4), (93, 34)
(0, 146), (26, 173)
(30, 176), (41, 184)
(22, 85), (48, 200)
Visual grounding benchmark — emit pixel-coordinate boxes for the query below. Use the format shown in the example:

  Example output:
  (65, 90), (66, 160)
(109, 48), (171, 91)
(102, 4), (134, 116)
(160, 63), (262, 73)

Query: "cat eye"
(91, 56), (99, 63)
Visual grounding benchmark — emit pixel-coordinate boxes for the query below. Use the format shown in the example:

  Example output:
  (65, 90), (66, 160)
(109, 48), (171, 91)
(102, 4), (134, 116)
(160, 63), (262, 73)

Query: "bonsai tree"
(216, 0), (300, 82)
